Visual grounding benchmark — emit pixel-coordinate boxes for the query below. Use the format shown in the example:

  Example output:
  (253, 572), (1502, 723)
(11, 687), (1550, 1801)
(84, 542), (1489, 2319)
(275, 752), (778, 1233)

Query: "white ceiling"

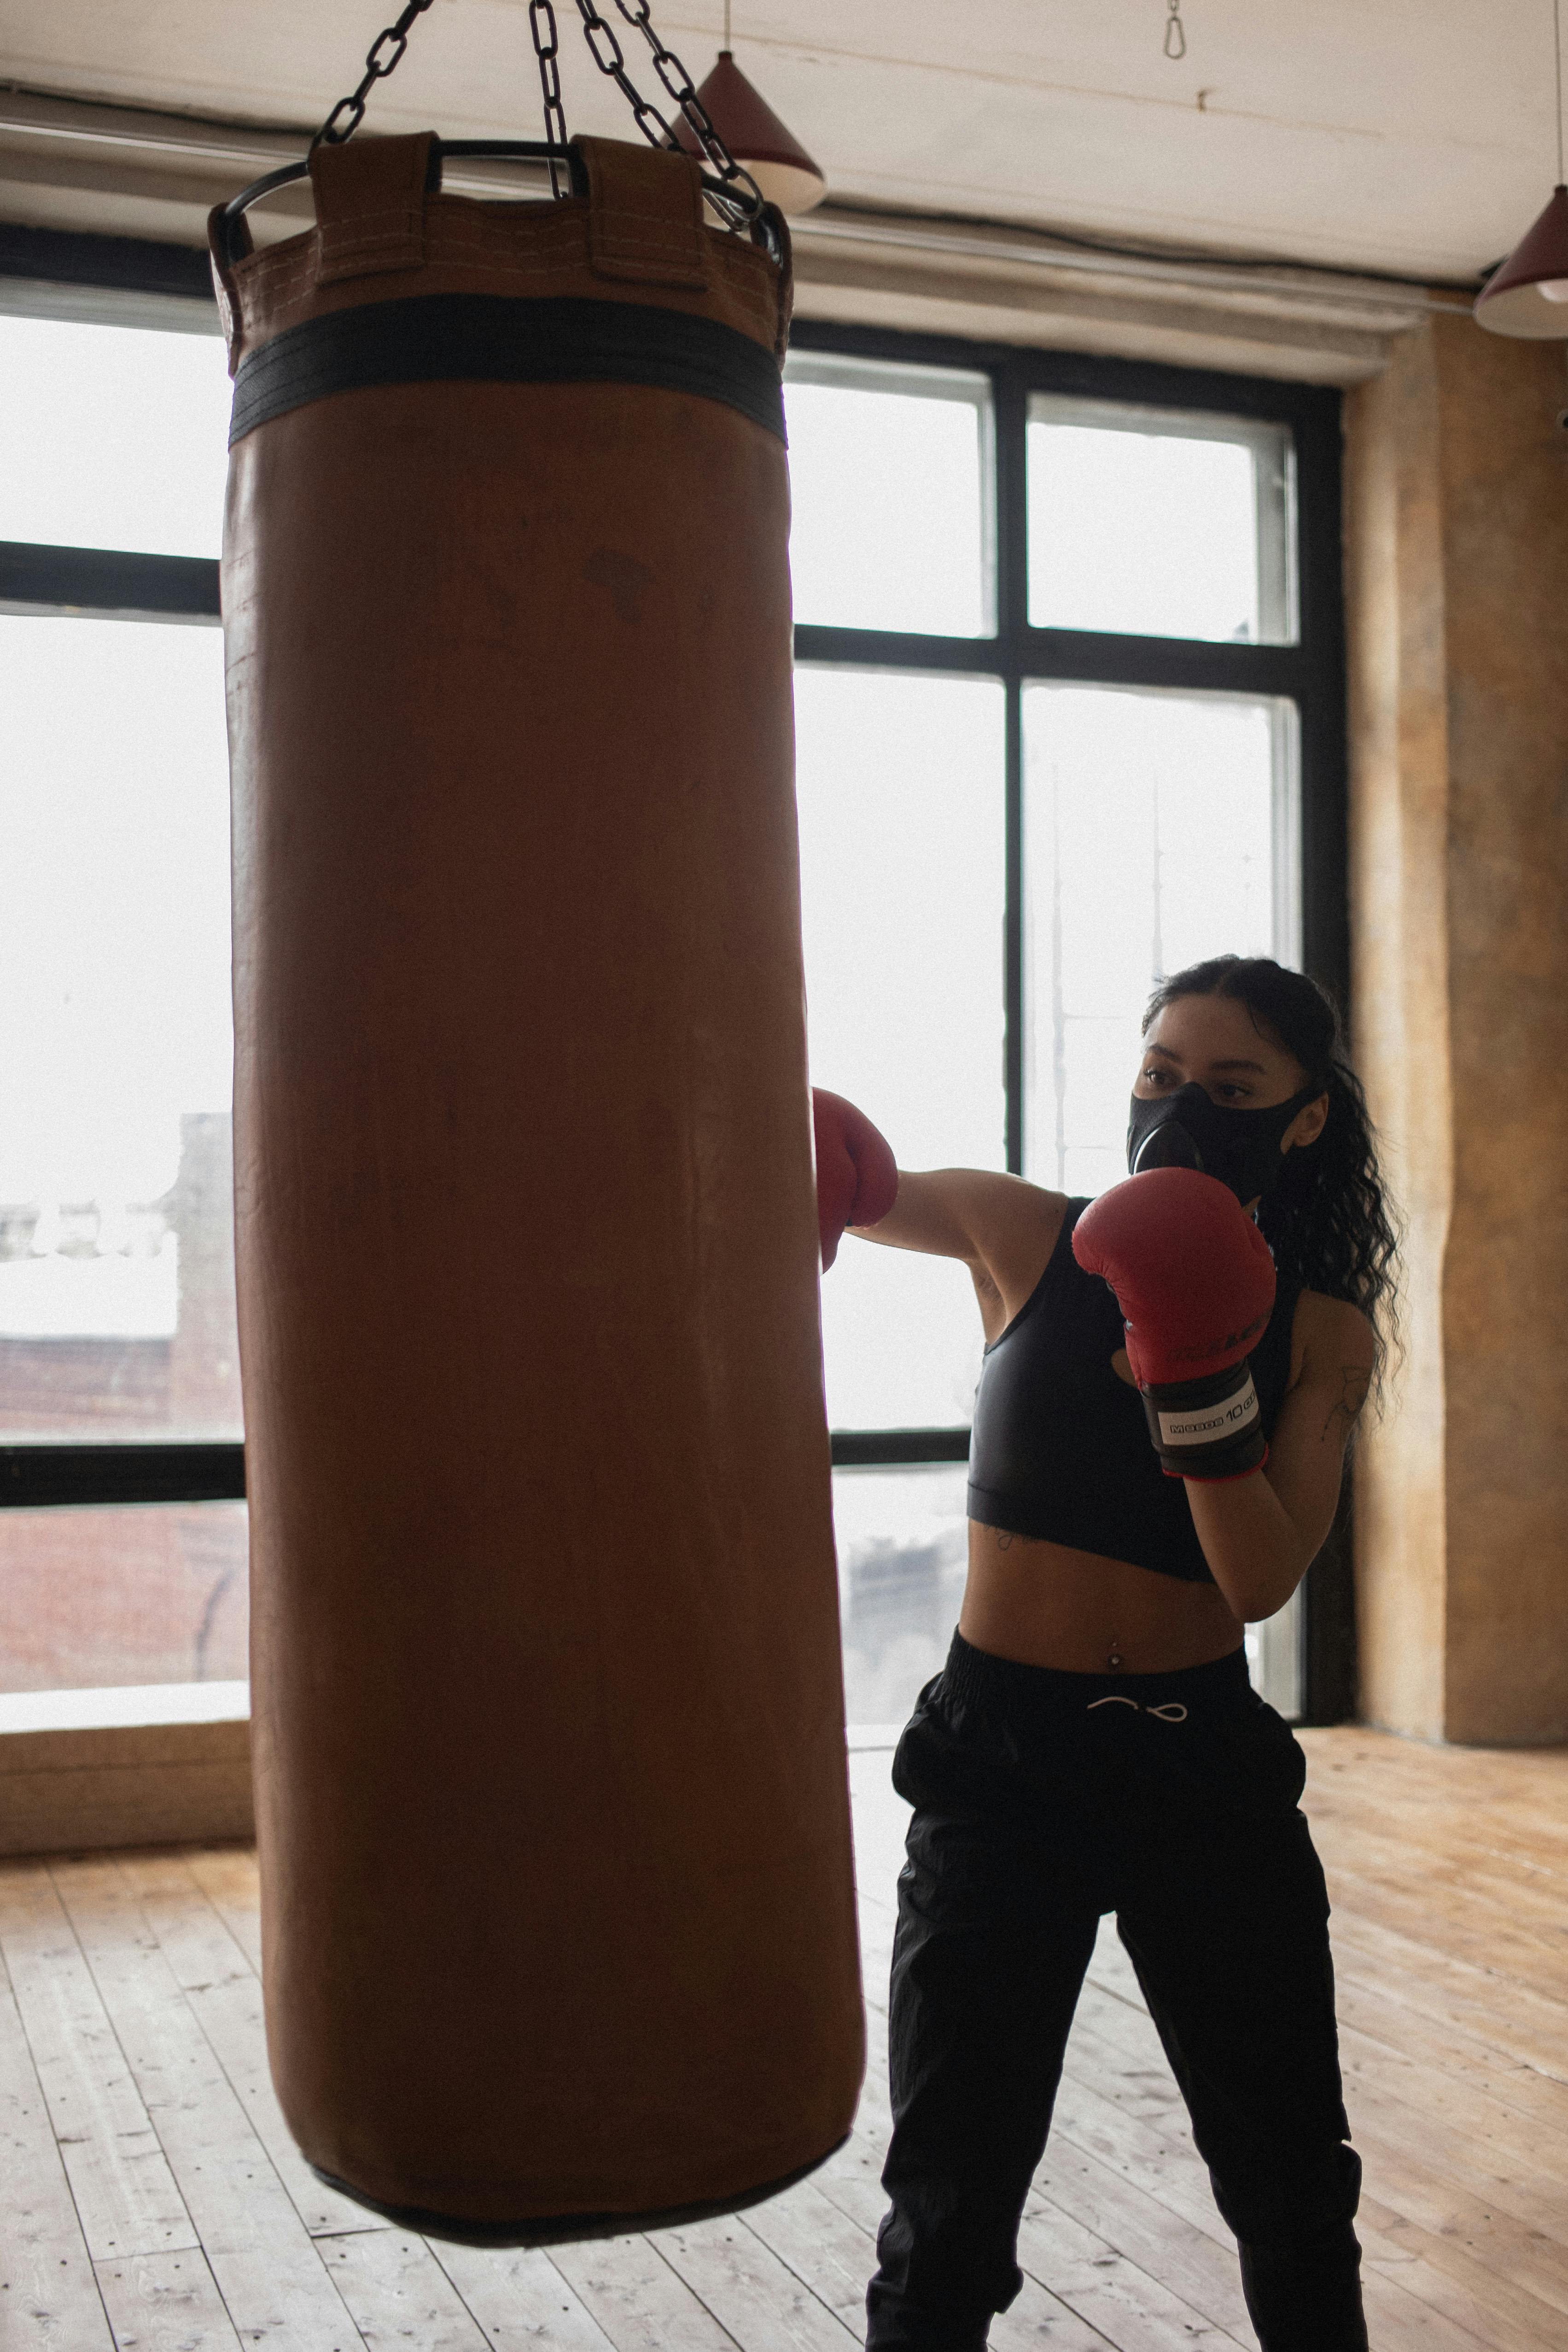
(0, 0), (1556, 281)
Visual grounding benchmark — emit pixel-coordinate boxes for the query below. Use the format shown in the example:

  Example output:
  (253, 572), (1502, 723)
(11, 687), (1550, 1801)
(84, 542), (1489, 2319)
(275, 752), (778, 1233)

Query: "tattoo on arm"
(1320, 1364), (1372, 1445)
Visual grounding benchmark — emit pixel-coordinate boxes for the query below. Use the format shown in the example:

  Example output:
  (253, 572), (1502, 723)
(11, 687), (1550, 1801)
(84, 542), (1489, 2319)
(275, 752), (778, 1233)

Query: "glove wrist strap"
(1139, 1357), (1267, 1480)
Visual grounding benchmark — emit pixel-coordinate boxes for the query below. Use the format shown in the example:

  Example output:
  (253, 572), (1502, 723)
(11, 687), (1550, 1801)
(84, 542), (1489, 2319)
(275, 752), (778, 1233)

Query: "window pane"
(795, 667), (1004, 1429)
(0, 1502), (248, 1694)
(1027, 396), (1296, 645)
(0, 617), (239, 1437)
(834, 1463), (968, 1728)
(785, 355), (993, 636)
(0, 314), (232, 559)
(1022, 684), (1299, 1197)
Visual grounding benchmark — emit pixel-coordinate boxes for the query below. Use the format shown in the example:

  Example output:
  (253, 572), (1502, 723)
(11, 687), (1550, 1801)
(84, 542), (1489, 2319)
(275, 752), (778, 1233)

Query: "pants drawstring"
(1085, 1696), (1190, 1721)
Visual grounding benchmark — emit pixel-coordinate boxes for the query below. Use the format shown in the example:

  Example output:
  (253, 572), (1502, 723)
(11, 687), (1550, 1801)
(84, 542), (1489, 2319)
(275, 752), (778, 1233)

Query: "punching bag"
(210, 130), (863, 2235)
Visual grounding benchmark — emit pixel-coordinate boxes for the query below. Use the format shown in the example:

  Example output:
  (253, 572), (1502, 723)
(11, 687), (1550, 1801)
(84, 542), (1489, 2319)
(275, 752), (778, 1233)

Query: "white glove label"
(1158, 1374), (1259, 1449)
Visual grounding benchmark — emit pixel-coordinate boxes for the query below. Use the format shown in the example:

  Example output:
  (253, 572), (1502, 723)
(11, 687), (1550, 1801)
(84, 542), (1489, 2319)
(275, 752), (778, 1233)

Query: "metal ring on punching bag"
(212, 129), (862, 2243)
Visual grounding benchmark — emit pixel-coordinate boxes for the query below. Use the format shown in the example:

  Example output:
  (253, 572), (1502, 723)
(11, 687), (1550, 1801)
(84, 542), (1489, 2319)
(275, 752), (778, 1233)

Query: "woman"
(829, 955), (1398, 2352)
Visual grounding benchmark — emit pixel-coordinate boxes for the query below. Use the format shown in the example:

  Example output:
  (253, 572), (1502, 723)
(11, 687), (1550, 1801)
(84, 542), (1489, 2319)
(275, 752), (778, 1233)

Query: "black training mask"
(1126, 1079), (1322, 1206)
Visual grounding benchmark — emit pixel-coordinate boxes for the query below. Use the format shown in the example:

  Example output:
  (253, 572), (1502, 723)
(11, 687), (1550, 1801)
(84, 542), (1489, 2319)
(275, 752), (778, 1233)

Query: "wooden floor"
(6, 1727), (1568, 2352)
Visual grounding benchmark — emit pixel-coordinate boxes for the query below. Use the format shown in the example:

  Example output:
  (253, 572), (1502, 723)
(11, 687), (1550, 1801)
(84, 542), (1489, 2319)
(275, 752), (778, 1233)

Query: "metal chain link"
(571, 0), (765, 227)
(313, 0), (439, 148)
(314, 0), (766, 236)
(1164, 0), (1188, 61)
(527, 0), (572, 197)
(607, 0), (765, 221)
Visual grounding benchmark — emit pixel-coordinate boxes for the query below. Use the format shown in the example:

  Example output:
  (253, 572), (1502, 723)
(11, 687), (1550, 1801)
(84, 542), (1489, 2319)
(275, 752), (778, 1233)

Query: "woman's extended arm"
(853, 1169), (1068, 1339)
(1183, 1295), (1375, 1624)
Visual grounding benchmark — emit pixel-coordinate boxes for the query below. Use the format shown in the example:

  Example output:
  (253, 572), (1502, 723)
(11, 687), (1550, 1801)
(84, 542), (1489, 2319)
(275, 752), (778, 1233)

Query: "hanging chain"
(573, 0), (766, 223)
(313, 0), (439, 148)
(1164, 0), (1188, 60)
(313, 0), (765, 231)
(528, 0), (572, 196)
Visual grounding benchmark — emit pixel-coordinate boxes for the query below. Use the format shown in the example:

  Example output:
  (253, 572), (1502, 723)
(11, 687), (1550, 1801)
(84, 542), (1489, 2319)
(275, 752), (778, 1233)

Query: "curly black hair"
(1142, 955), (1402, 1399)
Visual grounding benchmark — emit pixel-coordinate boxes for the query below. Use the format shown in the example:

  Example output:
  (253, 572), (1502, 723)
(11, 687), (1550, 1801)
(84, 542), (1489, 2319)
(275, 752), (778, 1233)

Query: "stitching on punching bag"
(578, 133), (707, 290)
(228, 290), (787, 445)
(310, 132), (432, 285)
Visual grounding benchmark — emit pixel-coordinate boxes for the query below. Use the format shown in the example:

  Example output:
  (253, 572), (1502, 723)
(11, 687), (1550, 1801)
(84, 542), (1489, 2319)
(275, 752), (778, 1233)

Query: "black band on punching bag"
(229, 291), (788, 447)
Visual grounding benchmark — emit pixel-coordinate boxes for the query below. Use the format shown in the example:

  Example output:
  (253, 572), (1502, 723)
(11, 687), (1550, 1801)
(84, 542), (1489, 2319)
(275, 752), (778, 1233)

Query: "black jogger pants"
(865, 1634), (1367, 2352)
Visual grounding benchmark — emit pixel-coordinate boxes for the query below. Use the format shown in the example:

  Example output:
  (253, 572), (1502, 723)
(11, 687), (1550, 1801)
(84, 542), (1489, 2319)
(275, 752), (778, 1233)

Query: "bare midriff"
(960, 1518), (1245, 1675)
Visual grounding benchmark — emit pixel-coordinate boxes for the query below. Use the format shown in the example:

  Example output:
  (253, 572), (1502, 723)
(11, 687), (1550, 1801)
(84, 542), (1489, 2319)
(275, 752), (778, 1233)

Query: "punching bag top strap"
(310, 133), (434, 286)
(577, 135), (707, 292)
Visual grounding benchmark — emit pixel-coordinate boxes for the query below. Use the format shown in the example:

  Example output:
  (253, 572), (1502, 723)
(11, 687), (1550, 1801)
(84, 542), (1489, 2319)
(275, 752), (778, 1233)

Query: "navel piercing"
(1108, 1638), (1124, 1670)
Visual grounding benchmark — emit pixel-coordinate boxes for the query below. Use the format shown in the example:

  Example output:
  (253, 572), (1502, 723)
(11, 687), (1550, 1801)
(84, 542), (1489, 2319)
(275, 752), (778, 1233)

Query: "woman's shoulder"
(1289, 1287), (1377, 1381)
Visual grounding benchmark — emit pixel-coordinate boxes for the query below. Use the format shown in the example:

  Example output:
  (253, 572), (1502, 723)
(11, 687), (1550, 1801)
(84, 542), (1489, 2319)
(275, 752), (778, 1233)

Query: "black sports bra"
(966, 1198), (1302, 1585)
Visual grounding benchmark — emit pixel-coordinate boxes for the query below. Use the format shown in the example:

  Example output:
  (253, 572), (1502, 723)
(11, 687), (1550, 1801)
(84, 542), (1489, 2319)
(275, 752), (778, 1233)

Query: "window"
(0, 274), (241, 1705)
(1025, 396), (1296, 644)
(787, 329), (1346, 1729)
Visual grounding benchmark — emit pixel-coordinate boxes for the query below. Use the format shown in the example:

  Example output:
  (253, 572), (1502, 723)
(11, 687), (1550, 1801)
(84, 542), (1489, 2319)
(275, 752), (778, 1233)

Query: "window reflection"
(796, 665), (1004, 1430)
(0, 1502), (248, 1695)
(1027, 395), (1296, 646)
(0, 616), (238, 1438)
(0, 312), (231, 559)
(1021, 683), (1299, 1199)
(834, 1464), (969, 1729)
(786, 354), (994, 635)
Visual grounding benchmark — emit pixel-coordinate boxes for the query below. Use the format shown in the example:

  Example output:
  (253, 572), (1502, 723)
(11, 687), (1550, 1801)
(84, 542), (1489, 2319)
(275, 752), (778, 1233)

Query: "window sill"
(0, 1680), (252, 1858)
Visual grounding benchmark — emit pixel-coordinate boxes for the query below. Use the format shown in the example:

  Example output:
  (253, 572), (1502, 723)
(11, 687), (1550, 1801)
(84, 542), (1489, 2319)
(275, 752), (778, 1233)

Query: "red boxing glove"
(812, 1089), (898, 1271)
(1073, 1167), (1277, 1481)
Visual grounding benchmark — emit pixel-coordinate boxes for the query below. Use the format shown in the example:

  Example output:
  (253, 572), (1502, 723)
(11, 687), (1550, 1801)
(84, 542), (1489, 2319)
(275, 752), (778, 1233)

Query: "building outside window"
(0, 271), (1346, 1734)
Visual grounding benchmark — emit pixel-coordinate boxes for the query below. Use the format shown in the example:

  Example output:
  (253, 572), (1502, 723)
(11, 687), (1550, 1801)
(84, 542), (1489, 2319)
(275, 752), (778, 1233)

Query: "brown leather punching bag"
(209, 130), (863, 2236)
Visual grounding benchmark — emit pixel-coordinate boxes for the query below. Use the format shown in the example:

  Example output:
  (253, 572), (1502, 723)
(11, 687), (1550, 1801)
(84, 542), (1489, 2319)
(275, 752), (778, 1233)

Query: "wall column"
(1347, 314), (1568, 1744)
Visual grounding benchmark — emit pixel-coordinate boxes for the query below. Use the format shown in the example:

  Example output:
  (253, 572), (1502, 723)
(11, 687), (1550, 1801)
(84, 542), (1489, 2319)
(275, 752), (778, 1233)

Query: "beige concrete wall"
(1348, 317), (1568, 1744)
(1345, 323), (1453, 1742)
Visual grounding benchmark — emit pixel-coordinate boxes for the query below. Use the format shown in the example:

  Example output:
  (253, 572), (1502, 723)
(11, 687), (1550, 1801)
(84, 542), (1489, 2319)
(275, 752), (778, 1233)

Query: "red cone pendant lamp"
(1476, 1), (1568, 334)
(674, 21), (825, 216)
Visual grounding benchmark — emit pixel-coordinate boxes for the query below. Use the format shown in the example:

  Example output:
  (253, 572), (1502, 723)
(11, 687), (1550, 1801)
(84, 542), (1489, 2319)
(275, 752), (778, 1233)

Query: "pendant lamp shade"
(676, 52), (826, 216)
(1475, 183), (1568, 336)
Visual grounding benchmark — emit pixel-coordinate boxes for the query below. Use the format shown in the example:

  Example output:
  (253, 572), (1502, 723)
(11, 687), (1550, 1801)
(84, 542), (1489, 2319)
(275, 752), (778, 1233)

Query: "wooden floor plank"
(1359, 2264), (1494, 2352)
(1028, 2137), (1253, 2340)
(1358, 2201), (1568, 2352)
(1014, 2199), (1244, 2351)
(1320, 1866), (1568, 2050)
(1337, 2011), (1568, 2206)
(738, 2176), (878, 2328)
(48, 1855), (367, 2352)
(430, 2241), (623, 2352)
(1328, 1901), (1568, 2078)
(0, 1948), (116, 2351)
(985, 2271), (1122, 2352)
(1049, 2070), (1245, 2256)
(651, 2213), (859, 2352)
(178, 1850), (264, 1980)
(318, 2230), (494, 2350)
(1333, 1971), (1568, 2139)
(547, 2230), (741, 2352)
(0, 1861), (198, 2264)
(811, 2126), (895, 2247)
(117, 1851), (375, 2242)
(1359, 2192), (1568, 2352)
(93, 2247), (245, 2352)
(1336, 2110), (1568, 2319)
(1314, 1822), (1568, 1990)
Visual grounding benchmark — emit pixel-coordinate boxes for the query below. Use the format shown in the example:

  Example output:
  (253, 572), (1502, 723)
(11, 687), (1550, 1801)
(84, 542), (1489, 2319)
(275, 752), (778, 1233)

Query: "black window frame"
(0, 233), (1353, 1720)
